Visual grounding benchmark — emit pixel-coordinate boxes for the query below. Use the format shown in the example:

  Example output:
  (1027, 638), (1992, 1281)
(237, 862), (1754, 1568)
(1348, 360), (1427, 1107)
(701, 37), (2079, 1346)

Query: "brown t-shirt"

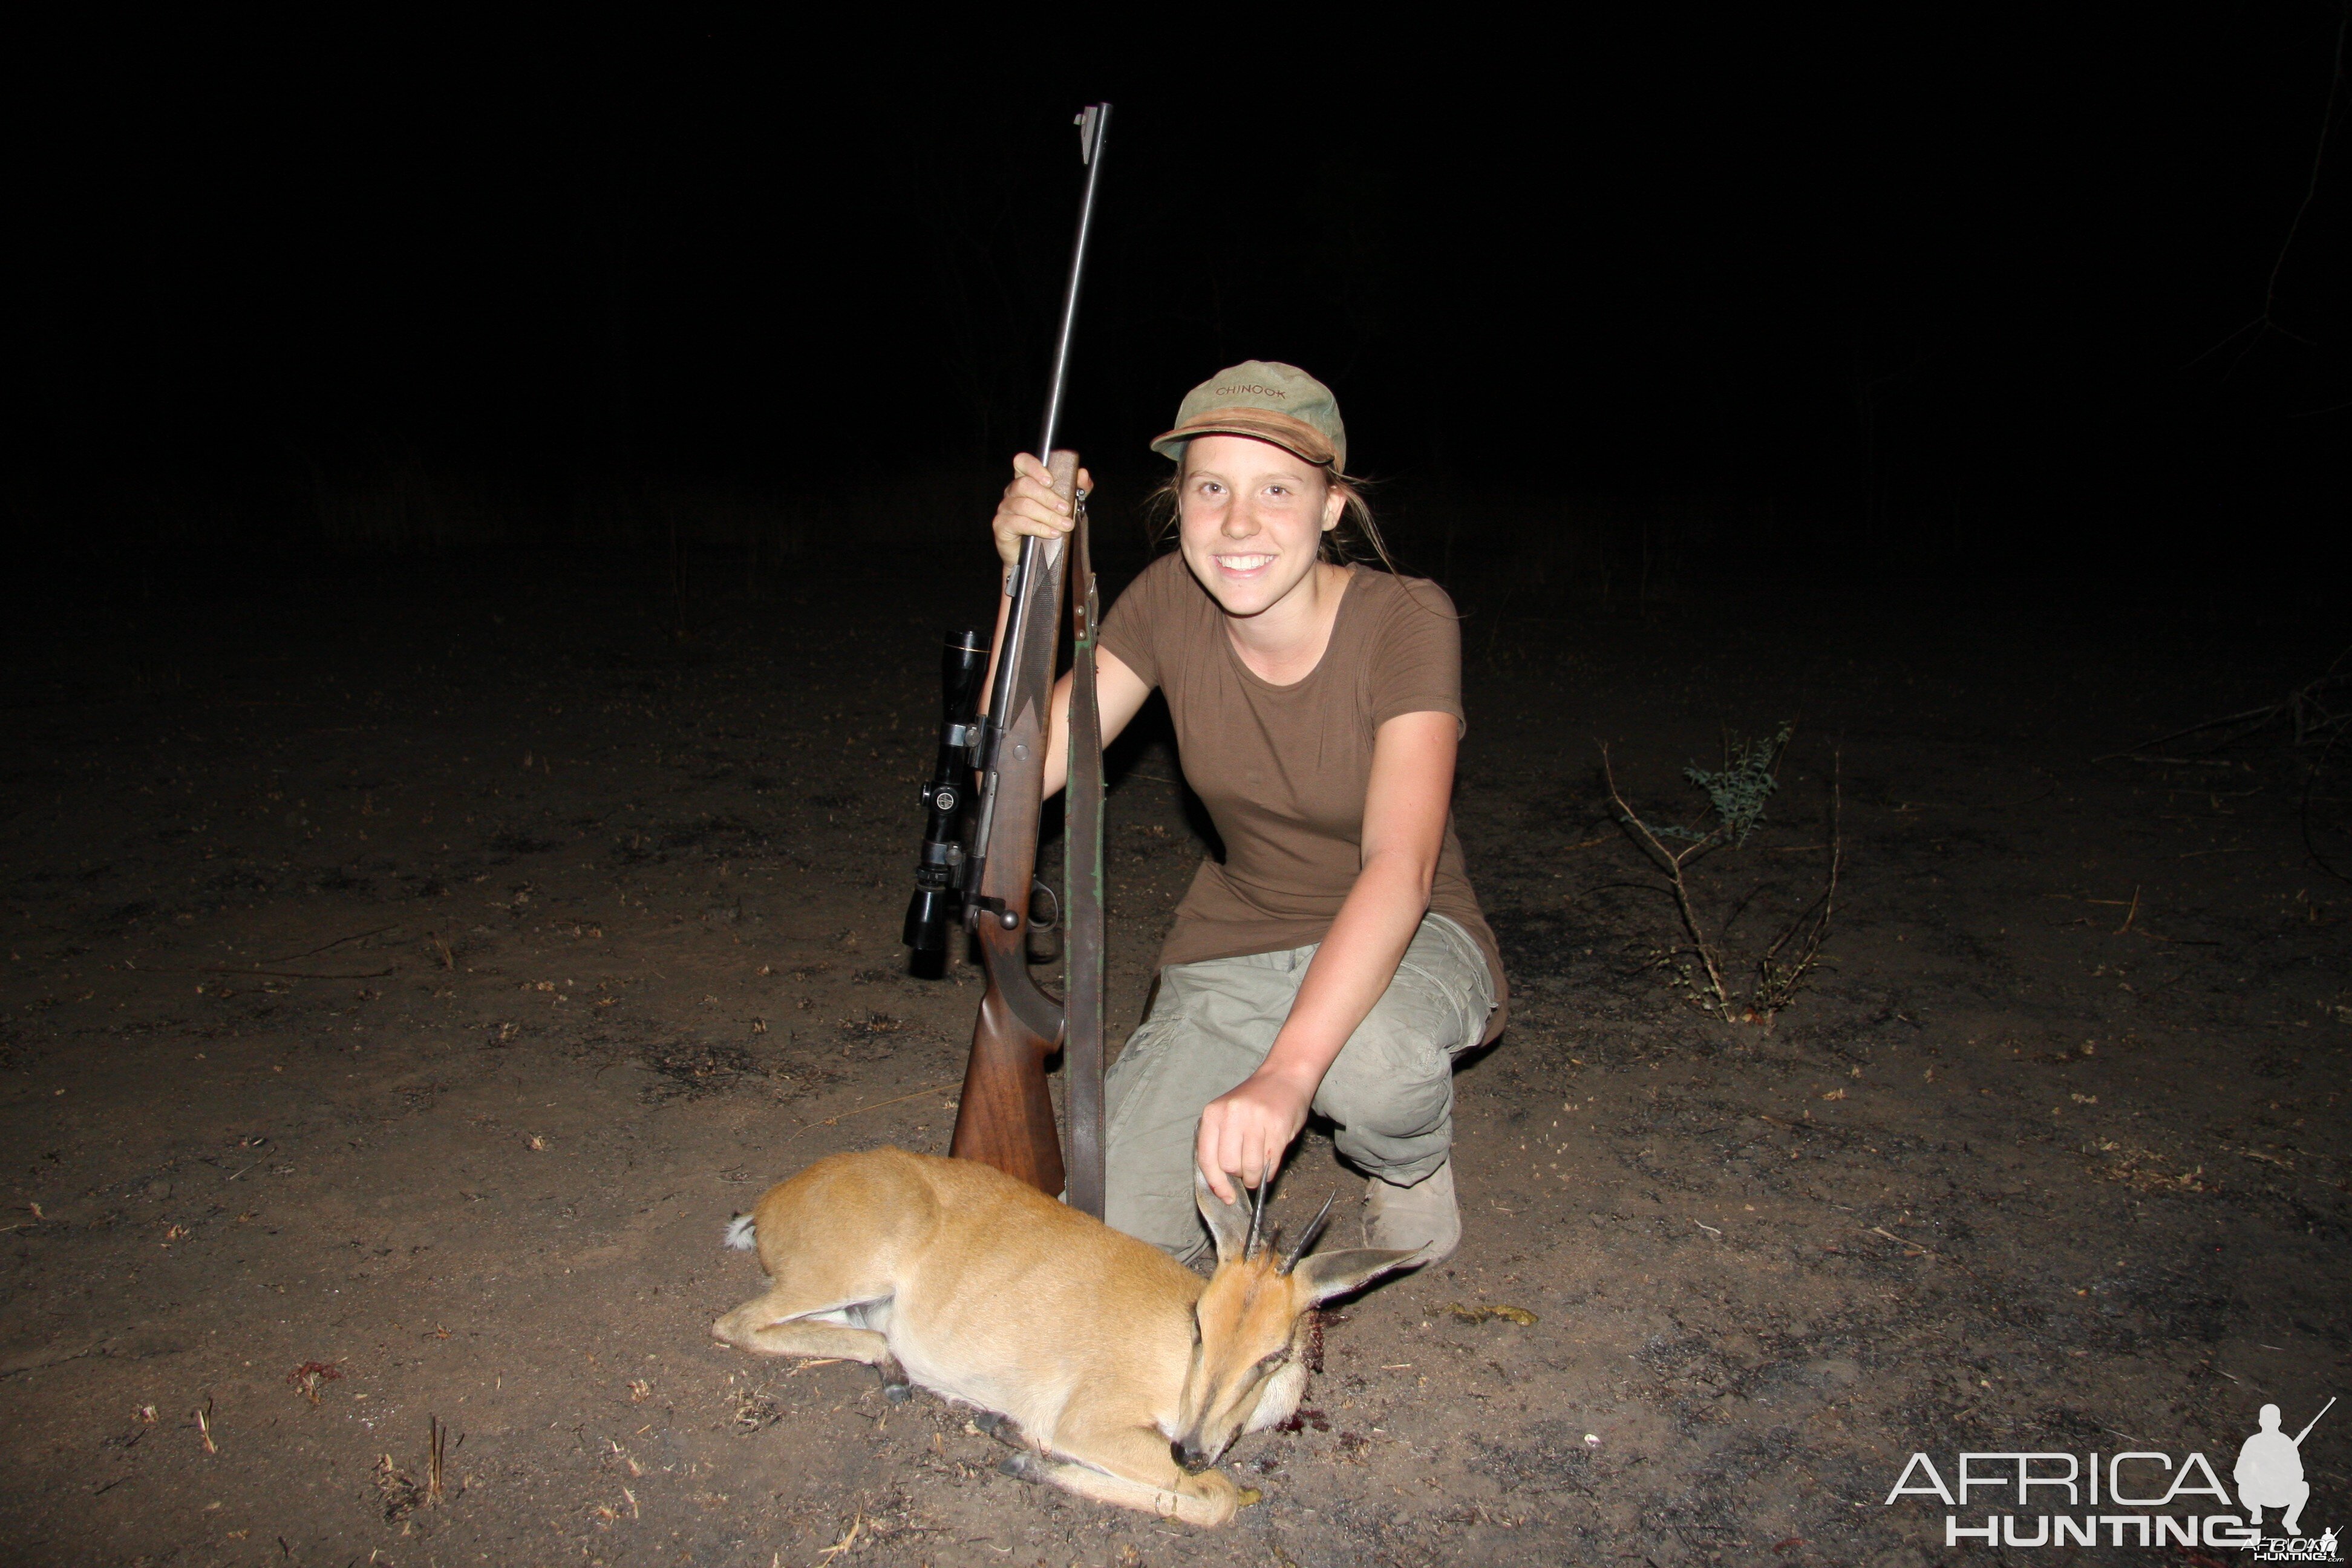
(1100, 554), (1508, 1043)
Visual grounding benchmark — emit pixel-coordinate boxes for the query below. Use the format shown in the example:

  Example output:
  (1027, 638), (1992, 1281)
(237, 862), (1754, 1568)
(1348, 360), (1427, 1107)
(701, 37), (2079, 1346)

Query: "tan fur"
(711, 1148), (1414, 1526)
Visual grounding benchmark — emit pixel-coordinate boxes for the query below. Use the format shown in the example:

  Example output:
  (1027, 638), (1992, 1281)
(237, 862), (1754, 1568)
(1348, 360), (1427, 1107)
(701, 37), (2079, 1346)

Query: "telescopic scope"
(903, 627), (990, 952)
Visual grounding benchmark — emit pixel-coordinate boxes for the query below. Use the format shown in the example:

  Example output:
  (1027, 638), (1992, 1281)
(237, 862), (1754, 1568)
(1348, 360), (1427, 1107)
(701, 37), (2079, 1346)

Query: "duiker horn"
(1278, 1194), (1336, 1276)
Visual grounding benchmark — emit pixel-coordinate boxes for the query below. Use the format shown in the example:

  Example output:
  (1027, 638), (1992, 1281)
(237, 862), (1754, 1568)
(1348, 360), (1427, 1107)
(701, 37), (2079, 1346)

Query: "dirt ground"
(2, 547), (2346, 1567)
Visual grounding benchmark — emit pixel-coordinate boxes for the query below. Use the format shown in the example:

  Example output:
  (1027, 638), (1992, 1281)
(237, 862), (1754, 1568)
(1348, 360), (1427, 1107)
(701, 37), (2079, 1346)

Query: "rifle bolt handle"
(996, 910), (1020, 931)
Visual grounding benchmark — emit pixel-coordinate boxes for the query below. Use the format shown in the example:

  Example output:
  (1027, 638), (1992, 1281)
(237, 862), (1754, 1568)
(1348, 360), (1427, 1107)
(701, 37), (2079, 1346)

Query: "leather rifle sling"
(1063, 492), (1107, 1218)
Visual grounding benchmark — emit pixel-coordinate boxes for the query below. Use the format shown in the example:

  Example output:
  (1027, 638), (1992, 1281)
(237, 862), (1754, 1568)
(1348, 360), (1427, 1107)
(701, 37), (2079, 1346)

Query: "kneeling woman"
(990, 362), (1506, 1264)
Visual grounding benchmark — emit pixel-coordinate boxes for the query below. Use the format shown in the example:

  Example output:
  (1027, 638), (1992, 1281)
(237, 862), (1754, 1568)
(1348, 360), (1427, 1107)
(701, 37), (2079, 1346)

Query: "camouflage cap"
(1149, 361), (1347, 471)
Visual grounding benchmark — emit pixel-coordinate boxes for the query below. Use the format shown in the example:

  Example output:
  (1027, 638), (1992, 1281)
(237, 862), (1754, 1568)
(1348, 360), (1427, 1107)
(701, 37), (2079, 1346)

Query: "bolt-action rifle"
(901, 103), (1110, 1214)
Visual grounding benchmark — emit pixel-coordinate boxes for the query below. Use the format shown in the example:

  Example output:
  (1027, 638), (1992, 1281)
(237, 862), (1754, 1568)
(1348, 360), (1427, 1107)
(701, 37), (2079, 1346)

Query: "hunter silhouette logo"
(2243, 1397), (2341, 1561)
(2239, 1398), (2331, 1536)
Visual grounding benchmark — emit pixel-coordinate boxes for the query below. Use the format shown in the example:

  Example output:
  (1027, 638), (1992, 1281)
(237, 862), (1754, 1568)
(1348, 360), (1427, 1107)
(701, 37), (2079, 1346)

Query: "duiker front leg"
(1002, 1421), (1241, 1527)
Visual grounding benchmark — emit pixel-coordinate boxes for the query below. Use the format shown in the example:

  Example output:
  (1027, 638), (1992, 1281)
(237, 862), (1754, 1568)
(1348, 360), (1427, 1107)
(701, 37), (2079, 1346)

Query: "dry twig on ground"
(2096, 655), (2352, 881)
(426, 1415), (448, 1506)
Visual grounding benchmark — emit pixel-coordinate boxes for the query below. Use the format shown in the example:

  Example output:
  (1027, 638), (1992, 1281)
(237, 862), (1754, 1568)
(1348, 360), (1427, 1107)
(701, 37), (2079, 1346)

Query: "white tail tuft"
(722, 1214), (757, 1252)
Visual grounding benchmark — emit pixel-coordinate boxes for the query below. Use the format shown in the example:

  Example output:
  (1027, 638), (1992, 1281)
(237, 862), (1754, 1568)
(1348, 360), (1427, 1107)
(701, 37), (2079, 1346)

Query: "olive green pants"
(1101, 913), (1496, 1259)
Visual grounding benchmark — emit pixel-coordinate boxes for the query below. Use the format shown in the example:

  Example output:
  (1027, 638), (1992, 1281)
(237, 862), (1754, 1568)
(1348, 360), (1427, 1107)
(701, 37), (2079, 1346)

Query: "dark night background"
(10, 15), (2350, 598)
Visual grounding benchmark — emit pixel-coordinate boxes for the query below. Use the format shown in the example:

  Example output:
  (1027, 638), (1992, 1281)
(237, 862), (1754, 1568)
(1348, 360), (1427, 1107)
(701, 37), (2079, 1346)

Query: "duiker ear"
(1292, 1246), (1423, 1305)
(1194, 1166), (1252, 1264)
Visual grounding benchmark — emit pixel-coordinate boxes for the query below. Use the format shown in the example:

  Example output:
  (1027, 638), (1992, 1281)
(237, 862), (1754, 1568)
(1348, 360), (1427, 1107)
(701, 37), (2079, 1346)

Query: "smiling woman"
(987, 362), (1506, 1269)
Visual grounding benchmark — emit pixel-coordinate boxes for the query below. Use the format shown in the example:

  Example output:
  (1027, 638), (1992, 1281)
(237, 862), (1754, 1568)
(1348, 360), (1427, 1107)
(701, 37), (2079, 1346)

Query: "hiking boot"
(1363, 1159), (1461, 1266)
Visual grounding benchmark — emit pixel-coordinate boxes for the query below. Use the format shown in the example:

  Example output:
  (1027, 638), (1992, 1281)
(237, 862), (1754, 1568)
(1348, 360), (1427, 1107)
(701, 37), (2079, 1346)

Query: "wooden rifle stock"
(949, 451), (1076, 1195)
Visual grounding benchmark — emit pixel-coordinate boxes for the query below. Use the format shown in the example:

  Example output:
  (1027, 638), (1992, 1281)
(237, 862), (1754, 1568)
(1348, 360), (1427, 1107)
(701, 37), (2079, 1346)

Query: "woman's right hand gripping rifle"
(991, 452), (1094, 567)
(982, 454), (1146, 803)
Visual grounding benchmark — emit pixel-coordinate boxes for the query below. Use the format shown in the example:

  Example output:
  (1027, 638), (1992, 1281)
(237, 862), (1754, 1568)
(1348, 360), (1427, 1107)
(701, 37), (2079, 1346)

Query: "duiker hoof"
(996, 1451), (1051, 1483)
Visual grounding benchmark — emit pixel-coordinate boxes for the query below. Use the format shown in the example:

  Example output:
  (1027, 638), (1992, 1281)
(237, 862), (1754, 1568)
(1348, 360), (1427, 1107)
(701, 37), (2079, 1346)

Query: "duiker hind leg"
(711, 1292), (900, 1383)
(713, 1149), (929, 1344)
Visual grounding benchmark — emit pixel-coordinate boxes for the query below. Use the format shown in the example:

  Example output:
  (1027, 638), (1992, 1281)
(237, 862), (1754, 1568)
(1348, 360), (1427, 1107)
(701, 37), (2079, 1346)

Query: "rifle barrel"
(1035, 104), (1111, 464)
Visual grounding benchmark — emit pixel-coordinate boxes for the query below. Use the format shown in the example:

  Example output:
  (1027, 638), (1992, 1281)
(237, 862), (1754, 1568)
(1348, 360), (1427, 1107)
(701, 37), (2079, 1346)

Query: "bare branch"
(1601, 744), (1734, 1022)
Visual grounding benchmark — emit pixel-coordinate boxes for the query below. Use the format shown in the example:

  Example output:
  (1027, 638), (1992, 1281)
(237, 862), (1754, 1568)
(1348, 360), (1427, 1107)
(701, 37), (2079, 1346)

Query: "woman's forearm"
(1252, 849), (1436, 1095)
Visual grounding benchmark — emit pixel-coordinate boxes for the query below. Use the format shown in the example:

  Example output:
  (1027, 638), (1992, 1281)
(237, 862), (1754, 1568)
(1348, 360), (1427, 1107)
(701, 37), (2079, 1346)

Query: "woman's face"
(1174, 434), (1347, 620)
